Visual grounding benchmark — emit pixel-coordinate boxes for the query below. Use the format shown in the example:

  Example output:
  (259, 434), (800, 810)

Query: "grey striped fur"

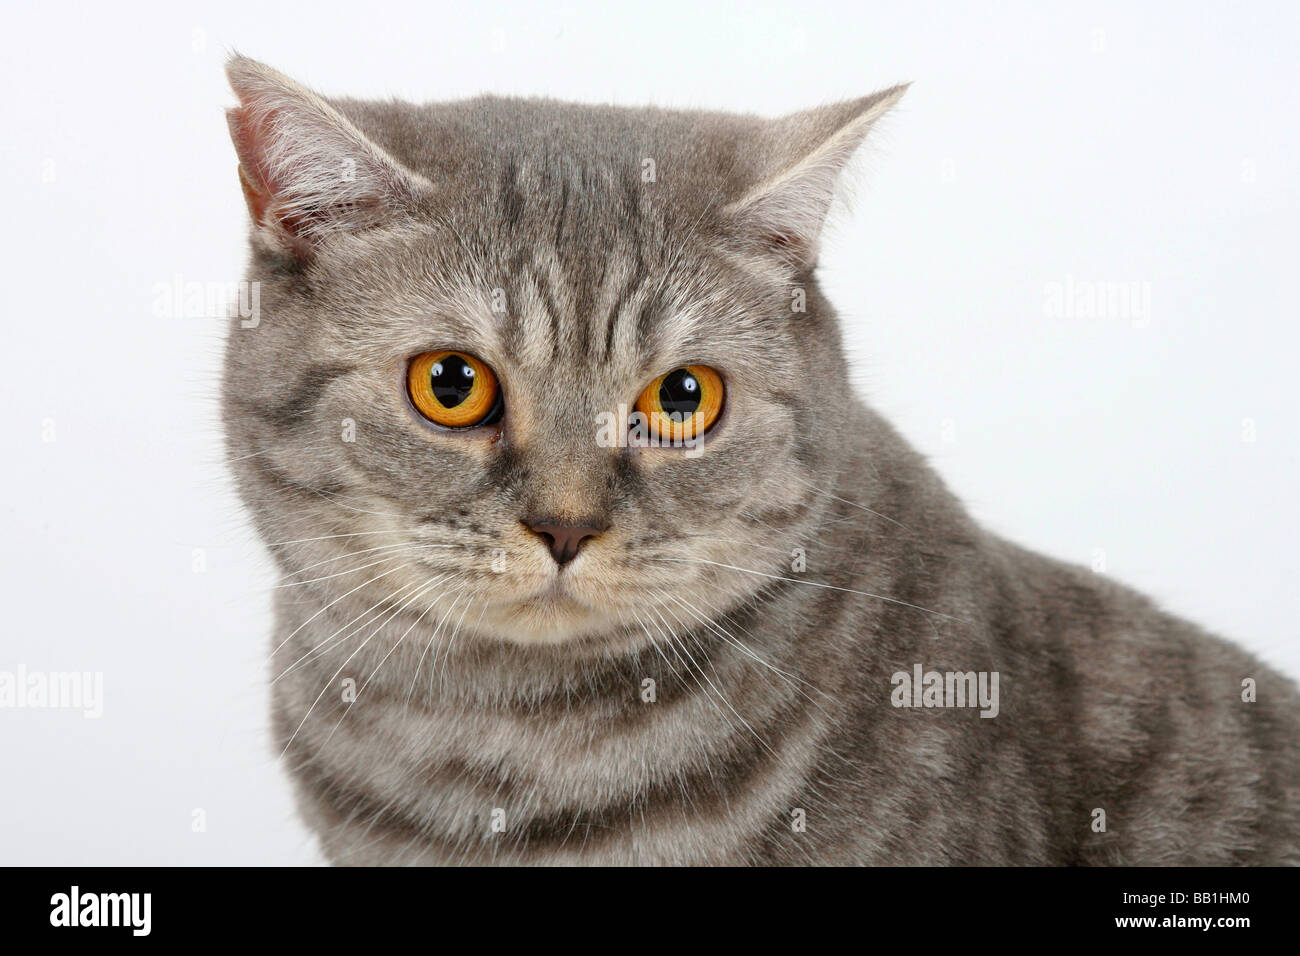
(223, 58), (1299, 865)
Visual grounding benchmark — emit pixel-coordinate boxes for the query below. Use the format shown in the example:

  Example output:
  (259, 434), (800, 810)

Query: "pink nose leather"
(525, 521), (603, 565)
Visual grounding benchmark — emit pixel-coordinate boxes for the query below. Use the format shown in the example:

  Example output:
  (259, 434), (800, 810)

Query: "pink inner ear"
(760, 230), (800, 255)
(236, 162), (268, 225)
(227, 100), (316, 255)
(744, 220), (813, 271)
(227, 101), (276, 209)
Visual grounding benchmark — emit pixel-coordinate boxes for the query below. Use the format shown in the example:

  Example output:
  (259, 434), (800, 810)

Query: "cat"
(222, 56), (1299, 865)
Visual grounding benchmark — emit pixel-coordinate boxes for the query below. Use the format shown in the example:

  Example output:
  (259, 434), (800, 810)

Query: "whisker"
(648, 555), (967, 623)
(317, 575), (465, 747)
(277, 574), (448, 759)
(273, 553), (422, 589)
(787, 472), (908, 529)
(264, 528), (435, 548)
(647, 603), (778, 759)
(662, 591), (832, 707)
(272, 573), (423, 684)
(267, 564), (407, 663)
(277, 542), (423, 580)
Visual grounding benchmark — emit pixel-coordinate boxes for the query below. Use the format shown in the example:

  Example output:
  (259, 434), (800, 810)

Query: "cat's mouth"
(518, 576), (585, 611)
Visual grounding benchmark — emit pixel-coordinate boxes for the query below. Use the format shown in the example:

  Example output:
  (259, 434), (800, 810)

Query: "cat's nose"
(523, 519), (605, 566)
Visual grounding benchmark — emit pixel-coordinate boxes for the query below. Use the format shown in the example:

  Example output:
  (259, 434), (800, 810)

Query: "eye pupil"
(430, 354), (476, 408)
(659, 368), (702, 422)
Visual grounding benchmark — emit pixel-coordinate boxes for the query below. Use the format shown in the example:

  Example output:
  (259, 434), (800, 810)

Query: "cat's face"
(223, 58), (903, 645)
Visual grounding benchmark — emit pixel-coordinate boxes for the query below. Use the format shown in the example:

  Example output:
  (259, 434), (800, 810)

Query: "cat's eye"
(634, 365), (725, 442)
(407, 351), (503, 428)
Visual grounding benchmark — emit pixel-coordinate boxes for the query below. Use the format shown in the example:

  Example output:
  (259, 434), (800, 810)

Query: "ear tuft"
(723, 84), (909, 271)
(224, 55), (428, 259)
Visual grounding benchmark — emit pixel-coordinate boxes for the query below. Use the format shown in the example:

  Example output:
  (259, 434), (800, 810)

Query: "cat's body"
(223, 58), (1299, 865)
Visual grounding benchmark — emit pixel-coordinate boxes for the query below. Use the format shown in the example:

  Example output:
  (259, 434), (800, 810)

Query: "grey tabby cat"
(223, 56), (1299, 865)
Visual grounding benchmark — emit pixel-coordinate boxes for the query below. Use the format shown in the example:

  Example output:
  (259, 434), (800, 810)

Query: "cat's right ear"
(225, 56), (431, 260)
(722, 85), (908, 273)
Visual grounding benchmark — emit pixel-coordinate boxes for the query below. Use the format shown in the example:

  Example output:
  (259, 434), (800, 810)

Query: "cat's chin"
(482, 592), (628, 646)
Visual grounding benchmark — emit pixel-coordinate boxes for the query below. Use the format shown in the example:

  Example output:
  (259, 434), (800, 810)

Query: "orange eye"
(407, 351), (502, 428)
(634, 365), (724, 443)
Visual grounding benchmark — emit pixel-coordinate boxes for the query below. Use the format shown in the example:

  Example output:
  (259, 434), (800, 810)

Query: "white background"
(1, 1), (1296, 865)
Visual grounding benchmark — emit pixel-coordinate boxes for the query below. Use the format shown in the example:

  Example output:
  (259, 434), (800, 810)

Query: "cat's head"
(223, 57), (904, 646)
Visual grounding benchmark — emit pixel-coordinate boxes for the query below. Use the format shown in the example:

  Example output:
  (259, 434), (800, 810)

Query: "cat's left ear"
(225, 56), (433, 260)
(722, 85), (908, 271)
